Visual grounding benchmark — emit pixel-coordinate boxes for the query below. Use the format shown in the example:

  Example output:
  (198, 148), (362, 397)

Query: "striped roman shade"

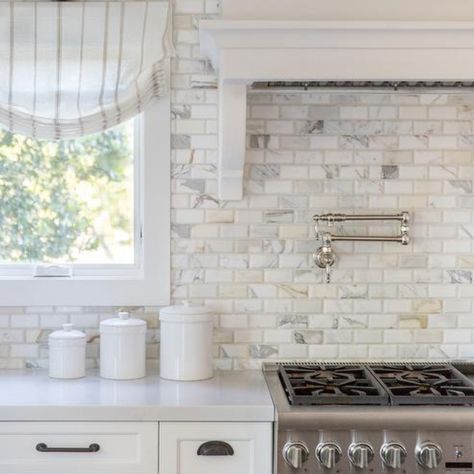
(0, 0), (172, 140)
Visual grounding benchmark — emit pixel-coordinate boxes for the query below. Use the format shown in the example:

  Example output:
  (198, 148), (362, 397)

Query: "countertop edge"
(0, 405), (275, 422)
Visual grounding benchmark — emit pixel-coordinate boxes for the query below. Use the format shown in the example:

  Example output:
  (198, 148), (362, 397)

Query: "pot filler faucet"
(312, 211), (410, 283)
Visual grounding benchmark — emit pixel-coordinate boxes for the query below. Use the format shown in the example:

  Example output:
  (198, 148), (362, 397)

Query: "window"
(0, 99), (170, 306)
(1, 121), (136, 266)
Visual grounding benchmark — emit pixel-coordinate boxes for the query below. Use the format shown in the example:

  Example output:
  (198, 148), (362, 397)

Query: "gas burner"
(371, 364), (474, 405)
(277, 363), (474, 406)
(278, 364), (388, 405)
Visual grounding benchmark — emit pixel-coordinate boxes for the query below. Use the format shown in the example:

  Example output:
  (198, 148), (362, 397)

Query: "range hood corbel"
(200, 19), (474, 200)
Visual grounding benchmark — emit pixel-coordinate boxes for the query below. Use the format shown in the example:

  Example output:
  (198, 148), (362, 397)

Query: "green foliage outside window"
(0, 123), (134, 263)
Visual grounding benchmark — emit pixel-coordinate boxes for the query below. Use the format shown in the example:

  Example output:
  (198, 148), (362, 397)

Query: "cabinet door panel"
(159, 422), (272, 474)
(0, 421), (158, 474)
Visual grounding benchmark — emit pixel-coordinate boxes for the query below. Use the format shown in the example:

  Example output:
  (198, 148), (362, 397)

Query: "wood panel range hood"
(200, 0), (474, 200)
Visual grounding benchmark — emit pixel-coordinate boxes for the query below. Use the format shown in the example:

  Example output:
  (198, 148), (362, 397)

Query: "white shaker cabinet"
(0, 422), (158, 474)
(159, 422), (273, 474)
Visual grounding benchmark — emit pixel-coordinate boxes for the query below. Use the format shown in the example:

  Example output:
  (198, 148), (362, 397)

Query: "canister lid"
(49, 324), (86, 345)
(100, 312), (147, 333)
(160, 302), (213, 323)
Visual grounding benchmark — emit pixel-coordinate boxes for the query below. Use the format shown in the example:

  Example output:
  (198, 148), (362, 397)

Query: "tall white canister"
(49, 324), (86, 379)
(159, 303), (214, 381)
(100, 312), (147, 380)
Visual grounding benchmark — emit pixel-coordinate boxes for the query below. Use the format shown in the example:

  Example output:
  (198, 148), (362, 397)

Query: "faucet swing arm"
(313, 211), (410, 225)
(327, 233), (409, 244)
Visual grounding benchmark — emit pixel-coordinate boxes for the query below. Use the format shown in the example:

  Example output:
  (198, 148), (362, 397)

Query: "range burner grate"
(279, 364), (388, 406)
(371, 364), (474, 406)
(278, 362), (474, 406)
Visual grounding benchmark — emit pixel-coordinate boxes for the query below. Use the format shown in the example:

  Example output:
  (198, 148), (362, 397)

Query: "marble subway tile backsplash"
(0, 307), (161, 369)
(1, 1), (474, 369)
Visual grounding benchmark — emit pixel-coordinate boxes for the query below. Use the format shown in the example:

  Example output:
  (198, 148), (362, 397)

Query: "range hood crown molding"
(199, 18), (474, 200)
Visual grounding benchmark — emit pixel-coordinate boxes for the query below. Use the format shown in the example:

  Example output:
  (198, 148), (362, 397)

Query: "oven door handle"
(197, 441), (234, 456)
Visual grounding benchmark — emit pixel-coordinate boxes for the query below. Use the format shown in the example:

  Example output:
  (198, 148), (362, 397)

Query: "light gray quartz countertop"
(0, 369), (274, 422)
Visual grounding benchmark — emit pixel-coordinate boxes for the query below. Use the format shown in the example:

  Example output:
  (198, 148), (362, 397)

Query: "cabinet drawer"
(0, 422), (158, 474)
(159, 422), (272, 474)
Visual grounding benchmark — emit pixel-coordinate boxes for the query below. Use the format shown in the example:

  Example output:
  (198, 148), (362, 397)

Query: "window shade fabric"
(0, 0), (173, 139)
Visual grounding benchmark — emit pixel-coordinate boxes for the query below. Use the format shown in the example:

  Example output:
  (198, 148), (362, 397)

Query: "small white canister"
(159, 303), (214, 381)
(49, 324), (86, 379)
(100, 312), (147, 380)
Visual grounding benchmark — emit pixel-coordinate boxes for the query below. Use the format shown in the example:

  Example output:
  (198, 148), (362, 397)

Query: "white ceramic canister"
(100, 312), (147, 380)
(159, 303), (214, 381)
(49, 324), (86, 379)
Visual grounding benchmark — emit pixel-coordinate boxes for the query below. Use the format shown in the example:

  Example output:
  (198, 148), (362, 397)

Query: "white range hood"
(200, 0), (474, 200)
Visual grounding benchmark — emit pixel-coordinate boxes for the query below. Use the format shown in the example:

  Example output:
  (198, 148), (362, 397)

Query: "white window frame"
(0, 83), (170, 306)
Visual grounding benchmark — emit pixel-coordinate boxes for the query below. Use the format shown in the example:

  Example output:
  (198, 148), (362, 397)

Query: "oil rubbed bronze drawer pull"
(197, 440), (234, 456)
(36, 443), (100, 453)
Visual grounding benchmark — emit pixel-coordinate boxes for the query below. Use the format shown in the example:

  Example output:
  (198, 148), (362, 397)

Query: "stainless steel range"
(263, 361), (474, 474)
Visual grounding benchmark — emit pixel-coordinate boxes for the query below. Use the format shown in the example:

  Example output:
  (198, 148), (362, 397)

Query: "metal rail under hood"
(252, 80), (474, 91)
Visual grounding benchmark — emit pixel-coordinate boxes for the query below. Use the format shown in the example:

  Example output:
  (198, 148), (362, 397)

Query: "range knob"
(349, 442), (375, 469)
(381, 442), (407, 469)
(416, 442), (442, 470)
(283, 442), (309, 469)
(316, 442), (342, 469)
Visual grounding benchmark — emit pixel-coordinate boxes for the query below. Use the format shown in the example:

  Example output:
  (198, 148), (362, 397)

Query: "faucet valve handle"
(313, 238), (336, 284)
(325, 263), (332, 284)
